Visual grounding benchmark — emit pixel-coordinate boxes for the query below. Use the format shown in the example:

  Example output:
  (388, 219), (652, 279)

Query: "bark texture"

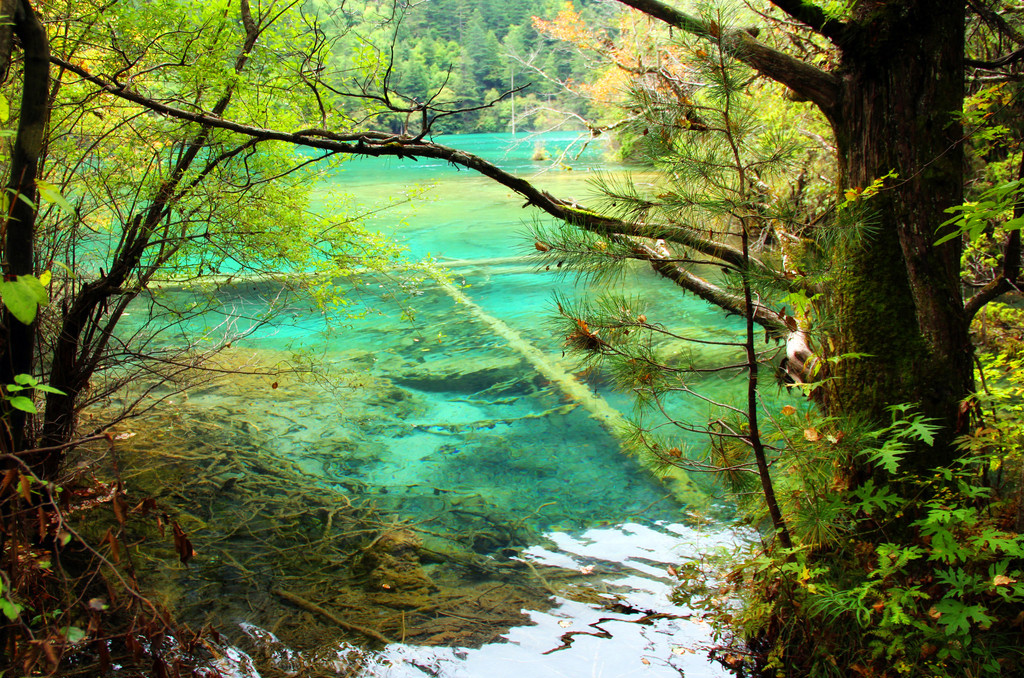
(830, 1), (971, 461)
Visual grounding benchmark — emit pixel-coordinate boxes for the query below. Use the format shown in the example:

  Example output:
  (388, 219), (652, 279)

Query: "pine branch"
(613, 0), (839, 116)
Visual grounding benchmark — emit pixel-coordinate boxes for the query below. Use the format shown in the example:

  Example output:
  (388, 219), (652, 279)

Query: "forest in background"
(305, 0), (615, 133)
(1, 1), (1024, 676)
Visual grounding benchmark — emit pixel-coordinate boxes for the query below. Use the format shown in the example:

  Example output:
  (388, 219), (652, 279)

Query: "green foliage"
(2, 374), (65, 415)
(676, 407), (1024, 677)
(937, 178), (1024, 245)
(0, 272), (50, 325)
(0, 576), (22, 621)
(859, 405), (940, 474)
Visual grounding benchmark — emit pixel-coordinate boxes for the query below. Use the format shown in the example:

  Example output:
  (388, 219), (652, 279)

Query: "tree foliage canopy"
(1, 0), (1024, 675)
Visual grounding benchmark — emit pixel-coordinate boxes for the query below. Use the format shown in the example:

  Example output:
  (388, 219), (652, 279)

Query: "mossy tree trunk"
(830, 1), (972, 466)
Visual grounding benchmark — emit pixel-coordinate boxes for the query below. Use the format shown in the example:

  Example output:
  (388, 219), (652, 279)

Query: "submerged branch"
(271, 588), (397, 645)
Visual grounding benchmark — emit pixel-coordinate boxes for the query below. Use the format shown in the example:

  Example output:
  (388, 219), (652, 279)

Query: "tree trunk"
(828, 1), (971, 467)
(1, 0), (49, 454)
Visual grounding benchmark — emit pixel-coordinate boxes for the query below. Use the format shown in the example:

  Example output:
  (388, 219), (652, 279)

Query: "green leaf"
(8, 396), (37, 413)
(62, 626), (87, 644)
(0, 94), (8, 123)
(35, 180), (75, 215)
(0, 598), (22, 621)
(12, 374), (35, 386)
(934, 598), (995, 635)
(0, 274), (49, 324)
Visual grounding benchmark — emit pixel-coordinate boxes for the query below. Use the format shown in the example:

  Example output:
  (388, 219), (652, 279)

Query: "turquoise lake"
(124, 133), (756, 677)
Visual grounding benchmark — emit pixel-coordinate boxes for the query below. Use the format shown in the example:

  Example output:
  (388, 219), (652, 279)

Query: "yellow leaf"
(993, 574), (1016, 586)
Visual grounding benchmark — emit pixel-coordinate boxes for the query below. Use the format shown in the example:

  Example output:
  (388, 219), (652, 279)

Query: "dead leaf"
(134, 497), (157, 516)
(993, 574), (1016, 586)
(558, 620), (572, 628)
(97, 637), (112, 673)
(535, 241), (551, 252)
(103, 529), (121, 563)
(781, 405), (797, 416)
(40, 640), (58, 666)
(171, 522), (193, 565)
(1, 467), (17, 493)
(803, 427), (821, 442)
(112, 495), (127, 526)
(668, 447), (682, 458)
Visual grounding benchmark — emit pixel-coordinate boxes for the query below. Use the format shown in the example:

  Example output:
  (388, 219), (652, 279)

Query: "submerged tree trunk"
(829, 1), (971, 465)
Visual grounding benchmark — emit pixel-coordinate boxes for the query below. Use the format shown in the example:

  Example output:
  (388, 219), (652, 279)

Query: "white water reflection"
(208, 521), (744, 678)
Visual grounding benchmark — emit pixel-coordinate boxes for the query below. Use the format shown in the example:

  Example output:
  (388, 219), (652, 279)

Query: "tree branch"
(966, 46), (1024, 69)
(964, 229), (1021, 322)
(613, 0), (839, 115)
(51, 54), (779, 277)
(48, 54), (809, 358)
(768, 0), (850, 43)
(965, 150), (1024, 322)
(967, 0), (1024, 47)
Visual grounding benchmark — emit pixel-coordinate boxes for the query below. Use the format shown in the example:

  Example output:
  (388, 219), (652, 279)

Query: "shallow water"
(121, 133), (757, 676)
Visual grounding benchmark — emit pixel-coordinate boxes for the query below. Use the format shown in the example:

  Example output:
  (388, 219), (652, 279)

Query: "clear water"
(132, 133), (754, 676)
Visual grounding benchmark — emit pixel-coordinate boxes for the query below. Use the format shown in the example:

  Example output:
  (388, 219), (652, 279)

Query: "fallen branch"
(271, 587), (397, 645)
